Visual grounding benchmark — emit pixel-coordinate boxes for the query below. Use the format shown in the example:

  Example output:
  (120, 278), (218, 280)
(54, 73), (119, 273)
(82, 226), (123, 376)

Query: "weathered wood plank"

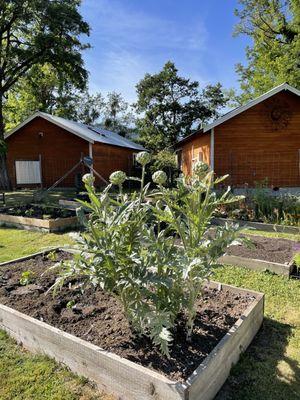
(0, 304), (185, 400)
(0, 213), (78, 232)
(218, 254), (292, 276)
(186, 293), (264, 400)
(212, 217), (300, 235)
(0, 247), (61, 267)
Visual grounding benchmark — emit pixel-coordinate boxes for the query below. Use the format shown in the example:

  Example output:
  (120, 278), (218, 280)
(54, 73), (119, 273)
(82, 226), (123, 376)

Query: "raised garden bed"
(0, 249), (264, 400)
(0, 205), (78, 232)
(59, 193), (90, 210)
(219, 234), (299, 277)
(59, 199), (81, 210)
(212, 217), (300, 235)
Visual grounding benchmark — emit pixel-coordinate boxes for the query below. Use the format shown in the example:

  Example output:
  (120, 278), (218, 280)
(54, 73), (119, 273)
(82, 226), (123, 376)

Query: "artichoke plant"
(52, 153), (243, 357)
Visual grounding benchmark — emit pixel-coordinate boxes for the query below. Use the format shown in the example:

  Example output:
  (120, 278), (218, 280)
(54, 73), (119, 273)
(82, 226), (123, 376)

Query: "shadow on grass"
(216, 317), (299, 400)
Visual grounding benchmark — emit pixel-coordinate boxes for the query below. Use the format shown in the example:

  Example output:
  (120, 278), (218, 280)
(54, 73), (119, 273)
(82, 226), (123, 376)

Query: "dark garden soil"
(290, 264), (300, 279)
(0, 204), (75, 219)
(226, 234), (298, 264)
(0, 251), (255, 381)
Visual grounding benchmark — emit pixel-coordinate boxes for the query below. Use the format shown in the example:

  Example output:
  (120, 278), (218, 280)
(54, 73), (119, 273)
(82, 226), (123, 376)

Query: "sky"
(80, 0), (251, 102)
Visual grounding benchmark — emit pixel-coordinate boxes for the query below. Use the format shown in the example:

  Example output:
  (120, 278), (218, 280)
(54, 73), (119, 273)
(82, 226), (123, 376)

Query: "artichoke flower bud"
(192, 161), (210, 178)
(82, 173), (95, 185)
(152, 170), (167, 185)
(109, 170), (127, 185)
(136, 151), (151, 166)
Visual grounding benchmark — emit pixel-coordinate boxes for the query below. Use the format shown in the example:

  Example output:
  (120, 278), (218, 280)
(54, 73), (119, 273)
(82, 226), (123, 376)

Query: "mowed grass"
(0, 331), (113, 400)
(0, 227), (74, 262)
(242, 228), (300, 242)
(3, 189), (77, 206)
(214, 265), (300, 400)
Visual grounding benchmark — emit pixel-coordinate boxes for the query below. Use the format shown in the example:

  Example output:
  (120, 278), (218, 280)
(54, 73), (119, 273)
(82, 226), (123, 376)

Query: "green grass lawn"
(214, 229), (300, 399)
(242, 228), (300, 242)
(3, 187), (137, 207)
(0, 227), (299, 399)
(3, 189), (78, 206)
(0, 331), (113, 400)
(214, 265), (300, 400)
(0, 228), (74, 262)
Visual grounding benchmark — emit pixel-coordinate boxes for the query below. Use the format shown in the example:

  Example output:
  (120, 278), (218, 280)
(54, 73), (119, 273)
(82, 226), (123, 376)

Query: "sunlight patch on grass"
(0, 228), (73, 262)
(242, 228), (300, 242)
(214, 265), (300, 400)
(0, 330), (113, 400)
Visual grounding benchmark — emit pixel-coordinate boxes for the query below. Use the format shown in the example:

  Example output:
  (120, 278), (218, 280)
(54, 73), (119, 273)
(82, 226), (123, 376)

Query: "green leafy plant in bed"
(52, 152), (243, 357)
(19, 270), (35, 286)
(252, 180), (299, 226)
(215, 179), (300, 227)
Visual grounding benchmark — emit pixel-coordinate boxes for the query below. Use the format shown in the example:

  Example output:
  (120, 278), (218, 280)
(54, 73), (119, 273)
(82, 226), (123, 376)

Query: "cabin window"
(15, 160), (41, 185)
(192, 151), (203, 167)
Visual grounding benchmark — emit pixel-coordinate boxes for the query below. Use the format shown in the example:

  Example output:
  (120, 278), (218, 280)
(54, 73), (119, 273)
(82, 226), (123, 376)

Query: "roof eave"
(203, 83), (300, 132)
(5, 111), (95, 144)
(175, 129), (206, 148)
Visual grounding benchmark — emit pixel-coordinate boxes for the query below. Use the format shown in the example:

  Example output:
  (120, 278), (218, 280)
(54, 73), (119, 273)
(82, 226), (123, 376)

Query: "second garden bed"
(0, 204), (78, 232)
(212, 217), (300, 235)
(219, 234), (299, 277)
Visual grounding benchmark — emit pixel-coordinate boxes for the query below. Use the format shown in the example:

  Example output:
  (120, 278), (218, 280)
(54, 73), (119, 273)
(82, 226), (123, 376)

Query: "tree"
(135, 61), (228, 151)
(4, 63), (106, 128)
(234, 0), (300, 103)
(74, 91), (105, 125)
(0, 0), (90, 189)
(5, 68), (132, 132)
(101, 92), (135, 137)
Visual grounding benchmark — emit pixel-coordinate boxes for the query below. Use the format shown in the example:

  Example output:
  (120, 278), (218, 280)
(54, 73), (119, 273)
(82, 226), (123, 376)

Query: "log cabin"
(4, 111), (145, 188)
(175, 83), (300, 189)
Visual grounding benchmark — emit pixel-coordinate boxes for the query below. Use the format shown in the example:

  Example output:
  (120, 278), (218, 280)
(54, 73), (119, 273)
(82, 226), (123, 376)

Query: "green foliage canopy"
(0, 0), (90, 188)
(101, 92), (135, 137)
(4, 64), (106, 129)
(135, 61), (228, 151)
(234, 0), (300, 103)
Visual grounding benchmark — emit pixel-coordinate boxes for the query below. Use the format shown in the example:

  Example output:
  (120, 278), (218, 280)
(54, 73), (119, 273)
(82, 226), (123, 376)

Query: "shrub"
(150, 150), (180, 185)
(252, 183), (299, 225)
(52, 157), (243, 357)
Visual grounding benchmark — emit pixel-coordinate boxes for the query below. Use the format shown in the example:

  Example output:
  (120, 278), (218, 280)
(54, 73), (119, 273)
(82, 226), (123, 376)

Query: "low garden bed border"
(0, 249), (264, 400)
(218, 254), (293, 277)
(212, 217), (299, 235)
(59, 199), (80, 210)
(0, 213), (78, 232)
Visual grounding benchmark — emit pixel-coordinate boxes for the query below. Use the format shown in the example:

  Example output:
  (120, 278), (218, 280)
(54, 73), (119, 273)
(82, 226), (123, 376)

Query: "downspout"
(210, 128), (214, 171)
(89, 142), (93, 176)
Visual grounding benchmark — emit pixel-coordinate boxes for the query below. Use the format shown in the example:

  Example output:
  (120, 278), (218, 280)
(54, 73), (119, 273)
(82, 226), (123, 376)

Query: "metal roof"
(5, 111), (145, 151)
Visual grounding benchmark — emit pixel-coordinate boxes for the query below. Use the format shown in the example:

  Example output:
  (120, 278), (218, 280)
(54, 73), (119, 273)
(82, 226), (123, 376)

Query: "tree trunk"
(0, 93), (12, 190)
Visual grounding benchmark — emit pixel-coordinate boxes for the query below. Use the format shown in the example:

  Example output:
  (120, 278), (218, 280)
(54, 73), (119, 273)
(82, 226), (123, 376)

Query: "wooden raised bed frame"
(0, 213), (78, 232)
(59, 199), (79, 210)
(212, 217), (299, 235)
(218, 254), (293, 277)
(0, 249), (264, 400)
